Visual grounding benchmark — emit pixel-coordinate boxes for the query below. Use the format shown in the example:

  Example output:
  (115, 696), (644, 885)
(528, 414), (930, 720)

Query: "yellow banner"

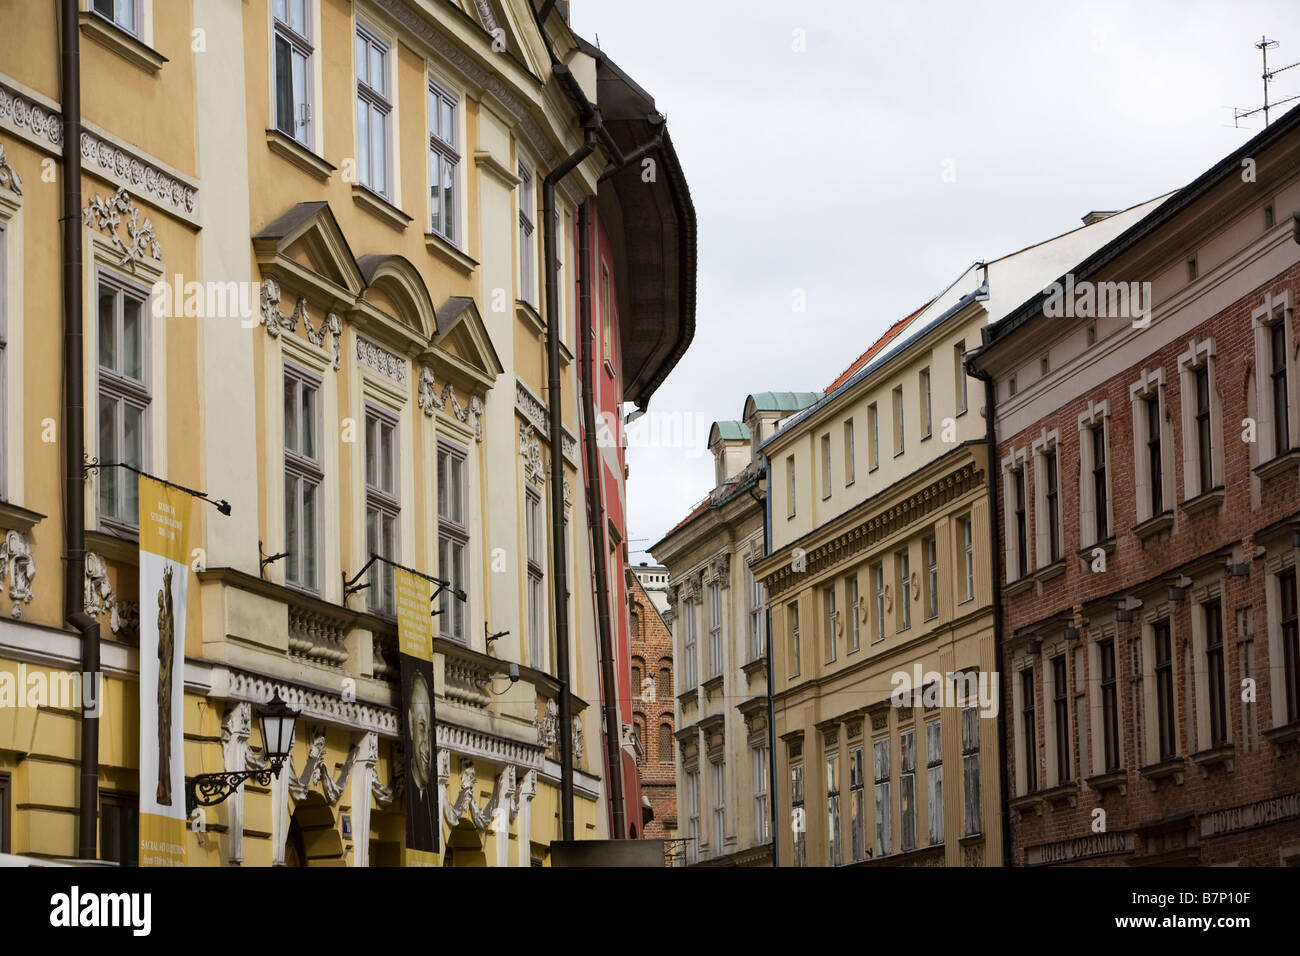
(396, 568), (432, 662)
(138, 475), (192, 867)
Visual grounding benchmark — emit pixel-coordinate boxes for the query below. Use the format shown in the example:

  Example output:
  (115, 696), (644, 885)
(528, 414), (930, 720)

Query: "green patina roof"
(711, 420), (750, 442)
(746, 392), (823, 414)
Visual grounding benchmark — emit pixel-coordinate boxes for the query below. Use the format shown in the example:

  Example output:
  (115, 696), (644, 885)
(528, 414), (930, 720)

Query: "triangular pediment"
(462, 0), (544, 78)
(253, 202), (364, 307)
(425, 296), (504, 394)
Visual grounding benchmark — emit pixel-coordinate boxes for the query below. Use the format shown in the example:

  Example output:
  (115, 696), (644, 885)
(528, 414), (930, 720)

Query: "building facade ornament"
(221, 703), (254, 863)
(713, 551), (732, 587)
(0, 529), (35, 618)
(515, 380), (577, 461)
(356, 336), (407, 384)
(82, 550), (137, 635)
(418, 366), (484, 440)
(535, 697), (558, 753)
(519, 424), (546, 486)
(224, 669), (400, 737)
(0, 143), (21, 194)
(284, 727), (358, 805)
(83, 186), (162, 269)
(305, 309), (344, 369)
(0, 81), (200, 218)
(572, 716), (585, 760)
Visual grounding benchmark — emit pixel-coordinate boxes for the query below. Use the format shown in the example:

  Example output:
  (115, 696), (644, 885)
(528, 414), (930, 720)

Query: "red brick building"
(970, 106), (1300, 866)
(627, 572), (677, 842)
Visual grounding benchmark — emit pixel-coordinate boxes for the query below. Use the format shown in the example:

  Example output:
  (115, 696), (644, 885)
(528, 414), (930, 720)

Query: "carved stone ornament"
(563, 477), (572, 511)
(519, 424), (547, 486)
(418, 366), (485, 441)
(573, 717), (585, 761)
(282, 726), (358, 805)
(82, 187), (161, 269)
(0, 143), (21, 195)
(714, 552), (732, 588)
(0, 529), (35, 617)
(356, 336), (407, 384)
(305, 310), (344, 370)
(79, 551), (144, 637)
(536, 697), (559, 752)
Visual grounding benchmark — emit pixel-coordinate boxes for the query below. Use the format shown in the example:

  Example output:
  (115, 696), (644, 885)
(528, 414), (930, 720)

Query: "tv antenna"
(1234, 36), (1300, 128)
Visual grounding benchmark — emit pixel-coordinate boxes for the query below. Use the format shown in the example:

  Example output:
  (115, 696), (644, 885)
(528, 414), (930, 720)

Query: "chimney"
(1081, 210), (1118, 226)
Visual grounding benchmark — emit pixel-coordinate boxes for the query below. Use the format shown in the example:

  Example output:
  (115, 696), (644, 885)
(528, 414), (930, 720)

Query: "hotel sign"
(1200, 793), (1300, 838)
(1025, 831), (1134, 866)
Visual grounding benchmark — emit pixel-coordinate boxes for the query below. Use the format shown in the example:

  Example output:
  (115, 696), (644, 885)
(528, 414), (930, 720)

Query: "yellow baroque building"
(0, 0), (693, 866)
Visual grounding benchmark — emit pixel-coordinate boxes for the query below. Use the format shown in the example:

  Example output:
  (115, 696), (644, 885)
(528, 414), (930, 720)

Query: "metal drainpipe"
(544, 132), (596, 842)
(575, 199), (627, 839)
(759, 457), (779, 866)
(967, 357), (1012, 868)
(61, 0), (100, 862)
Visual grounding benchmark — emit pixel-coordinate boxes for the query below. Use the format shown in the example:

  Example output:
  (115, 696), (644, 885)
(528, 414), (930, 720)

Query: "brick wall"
(629, 572), (677, 840)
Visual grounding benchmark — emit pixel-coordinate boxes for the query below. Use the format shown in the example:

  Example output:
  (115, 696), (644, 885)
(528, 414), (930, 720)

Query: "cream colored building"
(0, 0), (691, 866)
(653, 394), (820, 865)
(751, 202), (1167, 866)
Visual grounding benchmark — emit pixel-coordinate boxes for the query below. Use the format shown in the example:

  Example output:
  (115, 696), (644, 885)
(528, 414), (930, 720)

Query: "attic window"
(1086, 324), (1096, 346)
(1187, 258), (1198, 282)
(1265, 204), (1275, 230)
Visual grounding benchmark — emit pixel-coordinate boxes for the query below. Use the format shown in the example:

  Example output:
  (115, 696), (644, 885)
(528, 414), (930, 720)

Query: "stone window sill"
(1189, 743), (1235, 777)
(426, 231), (478, 276)
(516, 299), (545, 336)
(80, 12), (167, 74)
(352, 185), (412, 232)
(1004, 575), (1034, 597)
(1133, 510), (1174, 542)
(1138, 756), (1185, 790)
(1179, 485), (1225, 518)
(1033, 558), (1067, 583)
(1085, 768), (1127, 796)
(266, 129), (333, 181)
(1254, 447), (1300, 481)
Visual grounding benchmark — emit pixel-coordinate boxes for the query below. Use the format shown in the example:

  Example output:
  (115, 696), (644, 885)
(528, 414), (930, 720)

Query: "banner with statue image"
(137, 475), (191, 867)
(396, 567), (440, 864)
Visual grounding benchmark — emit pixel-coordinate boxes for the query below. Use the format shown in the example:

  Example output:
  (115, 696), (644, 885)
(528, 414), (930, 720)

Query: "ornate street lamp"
(186, 695), (299, 814)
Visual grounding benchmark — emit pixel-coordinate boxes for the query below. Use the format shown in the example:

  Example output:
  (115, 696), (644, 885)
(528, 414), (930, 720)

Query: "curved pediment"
(357, 254), (439, 343)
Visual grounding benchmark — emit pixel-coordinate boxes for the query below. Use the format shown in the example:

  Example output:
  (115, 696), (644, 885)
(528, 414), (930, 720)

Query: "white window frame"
(355, 20), (393, 200)
(272, 0), (315, 147)
(824, 583), (837, 663)
(283, 363), (323, 593)
(1251, 291), (1296, 462)
(844, 418), (855, 486)
(525, 487), (547, 670)
(711, 759), (726, 857)
(1077, 400), (1112, 547)
(708, 580), (722, 678)
(363, 404), (399, 616)
(1031, 430), (1062, 568)
(91, 0), (144, 38)
(437, 441), (469, 642)
(682, 598), (698, 689)
(872, 562), (885, 643)
(428, 76), (461, 245)
(95, 270), (151, 533)
(748, 564), (765, 661)
(1129, 368), (1172, 523)
(1177, 338), (1224, 500)
(926, 718), (943, 845)
(518, 161), (536, 306)
(752, 745), (770, 842)
(1002, 448), (1031, 580)
(788, 600), (800, 678)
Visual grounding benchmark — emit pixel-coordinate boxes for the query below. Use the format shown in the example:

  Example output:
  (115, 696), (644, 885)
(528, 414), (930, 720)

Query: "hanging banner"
(397, 567), (440, 864)
(137, 475), (192, 867)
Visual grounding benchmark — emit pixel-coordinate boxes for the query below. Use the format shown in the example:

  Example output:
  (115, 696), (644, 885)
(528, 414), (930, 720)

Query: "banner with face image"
(137, 475), (191, 867)
(396, 567), (440, 864)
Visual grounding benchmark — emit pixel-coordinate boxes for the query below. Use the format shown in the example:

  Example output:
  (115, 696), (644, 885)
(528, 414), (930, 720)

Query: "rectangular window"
(1099, 639), (1120, 771)
(955, 342), (968, 414)
(896, 549), (910, 631)
(892, 386), (905, 456)
(1271, 321), (1291, 455)
(272, 0), (313, 145)
(868, 402), (880, 471)
(748, 566), (766, 660)
(600, 263), (612, 366)
(518, 162), (536, 306)
(437, 445), (468, 641)
(683, 599), (698, 689)
(847, 574), (860, 652)
(873, 737), (891, 857)
(428, 79), (460, 243)
(1013, 467), (1028, 578)
(686, 771), (699, 865)
(824, 584), (837, 663)
(526, 489), (546, 669)
(961, 706), (981, 836)
(355, 24), (392, 198)
(926, 720), (943, 845)
(849, 746), (865, 862)
(872, 563), (885, 642)
(99, 790), (139, 866)
(752, 746), (770, 842)
(1194, 364), (1214, 494)
(844, 419), (855, 485)
(1146, 392), (1164, 516)
(94, 0), (140, 36)
(1052, 655), (1071, 782)
(826, 751), (841, 866)
(1044, 449), (1061, 563)
(1280, 570), (1300, 722)
(820, 433), (832, 499)
(1091, 423), (1109, 541)
(364, 407), (399, 616)
(791, 763), (806, 867)
(96, 273), (149, 530)
(283, 365), (322, 592)
(786, 454), (796, 518)
(712, 760), (726, 857)
(961, 516), (974, 602)
(1021, 668), (1038, 792)
(0, 223), (5, 500)
(659, 723), (673, 763)
(708, 582), (722, 678)
(899, 728), (916, 852)
(787, 601), (800, 678)
(1204, 601), (1228, 747)
(0, 771), (8, 853)
(920, 367), (932, 438)
(924, 534), (938, 620)
(1154, 620), (1177, 760)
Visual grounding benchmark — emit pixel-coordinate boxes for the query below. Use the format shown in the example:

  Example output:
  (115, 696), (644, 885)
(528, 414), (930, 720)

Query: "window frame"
(363, 404), (400, 617)
(95, 269), (151, 533)
(787, 601), (800, 679)
(924, 533), (938, 620)
(437, 441), (469, 642)
(518, 161), (536, 306)
(283, 362), (323, 593)
(525, 486), (547, 669)
(92, 0), (144, 38)
(354, 21), (394, 200)
(843, 418), (855, 486)
(272, 0), (315, 147)
(919, 366), (932, 439)
(428, 76), (461, 245)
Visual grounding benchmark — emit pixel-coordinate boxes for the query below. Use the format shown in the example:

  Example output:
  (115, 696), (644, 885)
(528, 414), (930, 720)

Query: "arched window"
(630, 611), (641, 639)
(658, 665), (672, 697)
(631, 661), (642, 695)
(659, 723), (673, 763)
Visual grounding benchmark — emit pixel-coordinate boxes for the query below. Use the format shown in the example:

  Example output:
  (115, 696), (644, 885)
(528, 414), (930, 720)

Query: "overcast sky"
(569, 0), (1299, 563)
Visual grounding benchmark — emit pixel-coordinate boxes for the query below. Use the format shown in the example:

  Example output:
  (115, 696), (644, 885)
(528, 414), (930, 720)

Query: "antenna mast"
(1234, 36), (1300, 128)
